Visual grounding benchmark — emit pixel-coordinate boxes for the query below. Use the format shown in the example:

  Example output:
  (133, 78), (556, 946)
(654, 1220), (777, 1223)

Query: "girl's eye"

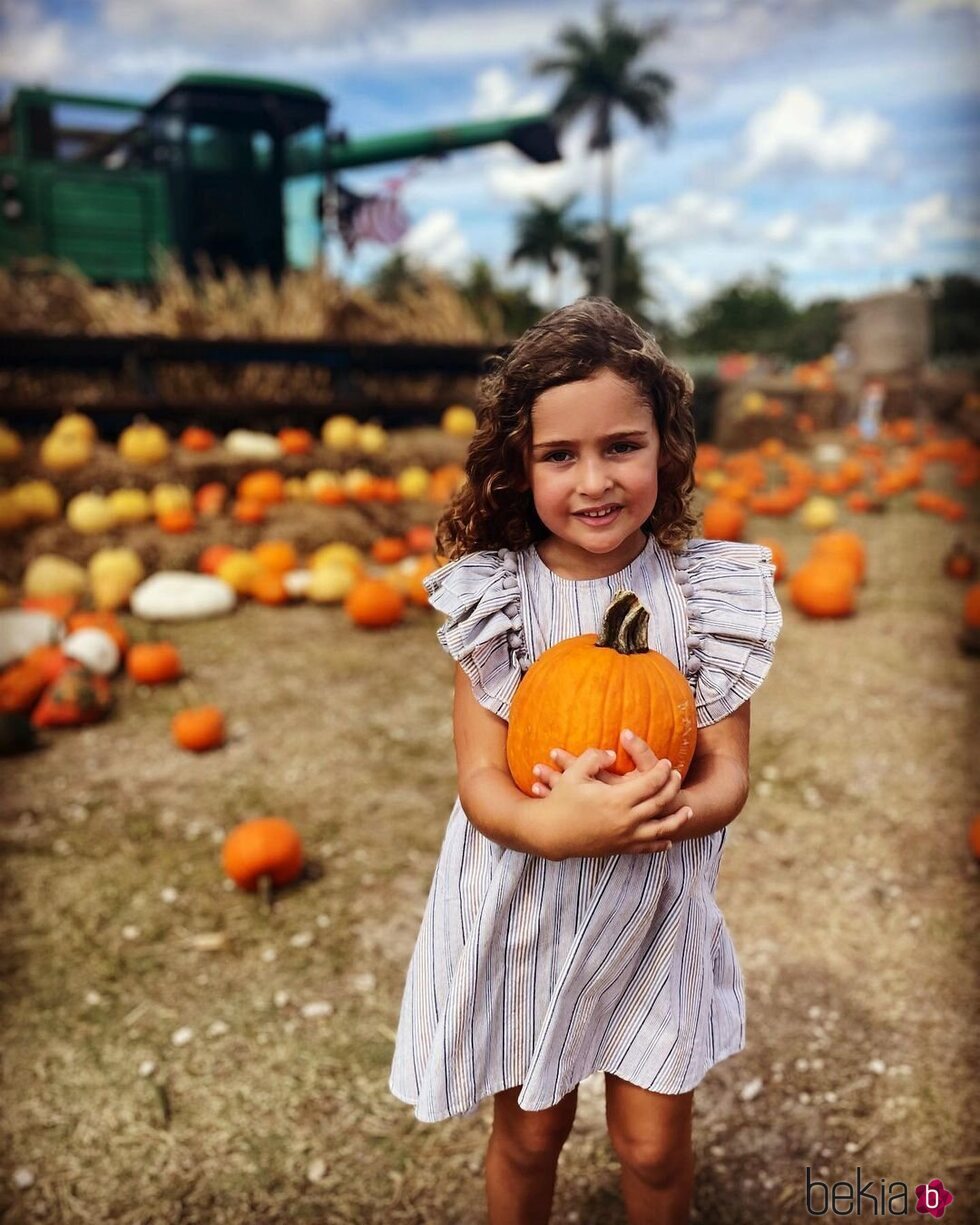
(543, 442), (639, 463)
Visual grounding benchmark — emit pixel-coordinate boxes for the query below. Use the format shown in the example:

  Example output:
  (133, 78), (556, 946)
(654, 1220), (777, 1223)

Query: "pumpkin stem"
(595, 589), (649, 654)
(258, 872), (274, 914)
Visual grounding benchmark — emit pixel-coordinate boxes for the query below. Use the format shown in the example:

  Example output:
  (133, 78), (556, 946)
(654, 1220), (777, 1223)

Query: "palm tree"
(509, 195), (590, 307)
(572, 221), (660, 330)
(532, 0), (674, 300)
(456, 257), (546, 340)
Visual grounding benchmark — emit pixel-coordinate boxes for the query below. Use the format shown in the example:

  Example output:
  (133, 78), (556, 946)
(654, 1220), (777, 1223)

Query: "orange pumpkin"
(506, 589), (697, 797)
(702, 497), (746, 542)
(195, 482), (228, 516)
(969, 815), (980, 861)
(251, 540), (298, 575)
(221, 817), (304, 891)
(179, 426), (216, 452)
(198, 544), (236, 575)
(343, 579), (406, 628)
(789, 558), (856, 618)
(964, 583), (980, 630)
(944, 542), (977, 581)
(250, 570), (289, 605)
(278, 428), (314, 455)
(371, 536), (409, 564)
(0, 656), (57, 713)
(373, 477), (402, 504)
(172, 705), (225, 752)
(157, 506), (196, 534)
(126, 642), (182, 684)
(232, 498), (267, 525)
(812, 530), (867, 584)
(314, 485), (347, 506)
(20, 594), (78, 620)
(405, 524), (437, 555)
(238, 470), (284, 505)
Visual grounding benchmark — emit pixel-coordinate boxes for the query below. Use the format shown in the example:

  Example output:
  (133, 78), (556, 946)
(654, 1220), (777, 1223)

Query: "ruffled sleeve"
(670, 538), (783, 729)
(422, 548), (530, 721)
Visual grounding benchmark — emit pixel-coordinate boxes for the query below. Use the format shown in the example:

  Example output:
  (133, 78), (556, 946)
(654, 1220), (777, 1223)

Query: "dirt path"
(1, 497), (977, 1223)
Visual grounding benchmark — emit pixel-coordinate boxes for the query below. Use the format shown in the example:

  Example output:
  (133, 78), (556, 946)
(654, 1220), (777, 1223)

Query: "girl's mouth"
(573, 506), (622, 526)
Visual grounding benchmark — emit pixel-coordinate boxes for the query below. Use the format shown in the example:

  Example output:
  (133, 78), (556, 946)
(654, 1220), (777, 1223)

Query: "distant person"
(389, 297), (783, 1224)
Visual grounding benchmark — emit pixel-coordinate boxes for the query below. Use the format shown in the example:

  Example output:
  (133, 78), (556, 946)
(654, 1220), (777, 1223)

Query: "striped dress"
(389, 533), (782, 1123)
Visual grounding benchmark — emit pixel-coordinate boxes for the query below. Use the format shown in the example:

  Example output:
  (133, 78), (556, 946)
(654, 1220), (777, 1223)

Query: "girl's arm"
(452, 664), (544, 855)
(670, 700), (751, 841)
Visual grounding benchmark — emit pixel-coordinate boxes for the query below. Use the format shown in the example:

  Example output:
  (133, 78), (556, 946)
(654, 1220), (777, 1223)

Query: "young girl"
(389, 297), (782, 1224)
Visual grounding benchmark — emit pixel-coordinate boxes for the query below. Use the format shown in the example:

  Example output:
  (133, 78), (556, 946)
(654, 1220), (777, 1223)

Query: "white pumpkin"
(62, 627), (120, 676)
(0, 610), (62, 667)
(224, 429), (283, 460)
(130, 572), (236, 622)
(282, 569), (312, 599)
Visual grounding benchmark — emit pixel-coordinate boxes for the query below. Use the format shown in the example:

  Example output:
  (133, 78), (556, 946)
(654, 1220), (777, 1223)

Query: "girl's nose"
(578, 457), (615, 496)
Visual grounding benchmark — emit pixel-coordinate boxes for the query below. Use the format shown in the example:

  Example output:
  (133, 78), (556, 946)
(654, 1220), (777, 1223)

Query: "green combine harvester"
(0, 72), (560, 284)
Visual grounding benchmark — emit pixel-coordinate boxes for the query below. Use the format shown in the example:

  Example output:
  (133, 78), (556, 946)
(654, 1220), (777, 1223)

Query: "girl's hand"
(527, 734), (694, 860)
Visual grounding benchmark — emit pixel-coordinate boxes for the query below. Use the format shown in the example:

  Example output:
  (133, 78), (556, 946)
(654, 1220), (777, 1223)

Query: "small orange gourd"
(789, 558), (856, 618)
(344, 579), (406, 628)
(221, 817), (304, 893)
(126, 642), (183, 684)
(172, 705), (225, 752)
(506, 589), (697, 797)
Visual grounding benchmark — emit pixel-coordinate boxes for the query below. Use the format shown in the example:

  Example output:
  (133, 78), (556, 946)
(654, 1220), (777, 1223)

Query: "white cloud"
(471, 66), (550, 120)
(485, 123), (647, 208)
(761, 212), (802, 244)
(631, 191), (741, 246)
(400, 209), (470, 276)
(101, 0), (399, 45)
(731, 87), (900, 183)
(0, 0), (73, 83)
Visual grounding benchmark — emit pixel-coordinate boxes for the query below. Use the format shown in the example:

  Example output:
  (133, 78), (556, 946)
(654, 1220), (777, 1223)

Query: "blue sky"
(1, 0), (978, 322)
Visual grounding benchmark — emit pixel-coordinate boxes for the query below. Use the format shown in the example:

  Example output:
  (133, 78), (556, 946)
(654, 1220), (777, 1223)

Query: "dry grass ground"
(1, 466), (978, 1223)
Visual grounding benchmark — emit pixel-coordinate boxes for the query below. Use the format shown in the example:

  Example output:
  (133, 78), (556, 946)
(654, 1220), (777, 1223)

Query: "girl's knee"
(605, 1078), (694, 1187)
(490, 1086), (577, 1171)
(609, 1134), (691, 1188)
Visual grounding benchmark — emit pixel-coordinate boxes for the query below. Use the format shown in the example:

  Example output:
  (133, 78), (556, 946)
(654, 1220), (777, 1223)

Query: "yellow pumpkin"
(284, 477), (309, 501)
(799, 495), (839, 531)
(358, 422), (387, 454)
(66, 492), (117, 535)
(107, 487), (152, 524)
(306, 469), (342, 497)
(13, 480), (60, 522)
(150, 483), (193, 516)
(0, 422), (23, 462)
(40, 430), (92, 471)
(88, 547), (145, 591)
(24, 554), (88, 599)
(52, 411), (97, 442)
(396, 465), (431, 499)
(310, 542), (363, 573)
(321, 414), (360, 451)
(216, 551), (264, 595)
(119, 420), (170, 464)
(341, 467), (373, 496)
(308, 563), (357, 603)
(441, 405), (477, 436)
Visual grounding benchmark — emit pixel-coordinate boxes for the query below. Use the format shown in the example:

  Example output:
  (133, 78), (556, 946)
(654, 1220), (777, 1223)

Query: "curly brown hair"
(434, 296), (698, 560)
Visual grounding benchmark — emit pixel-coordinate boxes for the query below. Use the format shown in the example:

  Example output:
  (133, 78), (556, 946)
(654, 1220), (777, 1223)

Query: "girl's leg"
(604, 1074), (695, 1225)
(485, 1083), (578, 1225)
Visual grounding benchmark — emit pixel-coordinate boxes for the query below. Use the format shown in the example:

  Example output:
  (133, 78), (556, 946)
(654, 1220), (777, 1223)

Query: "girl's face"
(523, 367), (661, 565)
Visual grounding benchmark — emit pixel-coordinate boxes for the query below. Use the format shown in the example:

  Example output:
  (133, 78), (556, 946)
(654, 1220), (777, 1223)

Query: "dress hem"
(388, 1038), (746, 1124)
